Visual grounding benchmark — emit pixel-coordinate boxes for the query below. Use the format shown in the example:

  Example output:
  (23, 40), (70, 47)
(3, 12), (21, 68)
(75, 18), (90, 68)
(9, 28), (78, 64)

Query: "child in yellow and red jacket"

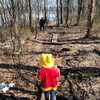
(38, 53), (60, 100)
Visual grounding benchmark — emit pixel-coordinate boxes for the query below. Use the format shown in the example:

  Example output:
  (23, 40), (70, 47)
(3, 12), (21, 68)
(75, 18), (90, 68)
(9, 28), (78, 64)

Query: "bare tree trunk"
(85, 0), (96, 38)
(10, 0), (16, 32)
(44, 0), (47, 22)
(56, 0), (59, 26)
(60, 0), (63, 24)
(37, 0), (40, 21)
(76, 0), (83, 25)
(65, 0), (70, 27)
(29, 0), (32, 30)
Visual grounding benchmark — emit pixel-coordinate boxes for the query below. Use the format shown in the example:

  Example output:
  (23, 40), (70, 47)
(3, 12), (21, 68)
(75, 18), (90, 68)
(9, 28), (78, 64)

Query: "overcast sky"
(48, 0), (56, 7)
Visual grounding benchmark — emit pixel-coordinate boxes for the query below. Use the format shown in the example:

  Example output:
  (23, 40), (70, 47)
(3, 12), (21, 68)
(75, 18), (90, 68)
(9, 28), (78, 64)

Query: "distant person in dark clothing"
(39, 17), (46, 31)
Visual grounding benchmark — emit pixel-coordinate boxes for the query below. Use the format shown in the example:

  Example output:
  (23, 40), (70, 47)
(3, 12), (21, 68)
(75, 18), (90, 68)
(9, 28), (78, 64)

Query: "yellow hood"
(40, 53), (54, 68)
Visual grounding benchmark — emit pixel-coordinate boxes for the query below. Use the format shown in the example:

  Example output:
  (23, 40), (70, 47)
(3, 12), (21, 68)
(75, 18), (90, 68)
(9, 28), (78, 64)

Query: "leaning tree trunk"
(85, 0), (96, 38)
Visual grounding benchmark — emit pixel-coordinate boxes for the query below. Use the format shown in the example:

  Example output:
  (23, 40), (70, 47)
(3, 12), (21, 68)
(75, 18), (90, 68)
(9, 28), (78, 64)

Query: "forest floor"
(0, 25), (100, 99)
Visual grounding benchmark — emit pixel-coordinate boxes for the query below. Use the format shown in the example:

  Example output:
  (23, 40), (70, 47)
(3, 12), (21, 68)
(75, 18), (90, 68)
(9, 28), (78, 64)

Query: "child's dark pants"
(44, 90), (56, 100)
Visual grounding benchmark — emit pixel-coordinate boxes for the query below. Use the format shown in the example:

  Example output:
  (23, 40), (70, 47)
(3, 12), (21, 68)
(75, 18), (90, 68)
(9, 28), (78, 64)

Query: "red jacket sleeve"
(55, 68), (60, 77)
(38, 69), (43, 81)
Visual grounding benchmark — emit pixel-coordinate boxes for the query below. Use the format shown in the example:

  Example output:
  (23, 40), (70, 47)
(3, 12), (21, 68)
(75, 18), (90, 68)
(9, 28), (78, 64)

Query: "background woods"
(0, 0), (100, 34)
